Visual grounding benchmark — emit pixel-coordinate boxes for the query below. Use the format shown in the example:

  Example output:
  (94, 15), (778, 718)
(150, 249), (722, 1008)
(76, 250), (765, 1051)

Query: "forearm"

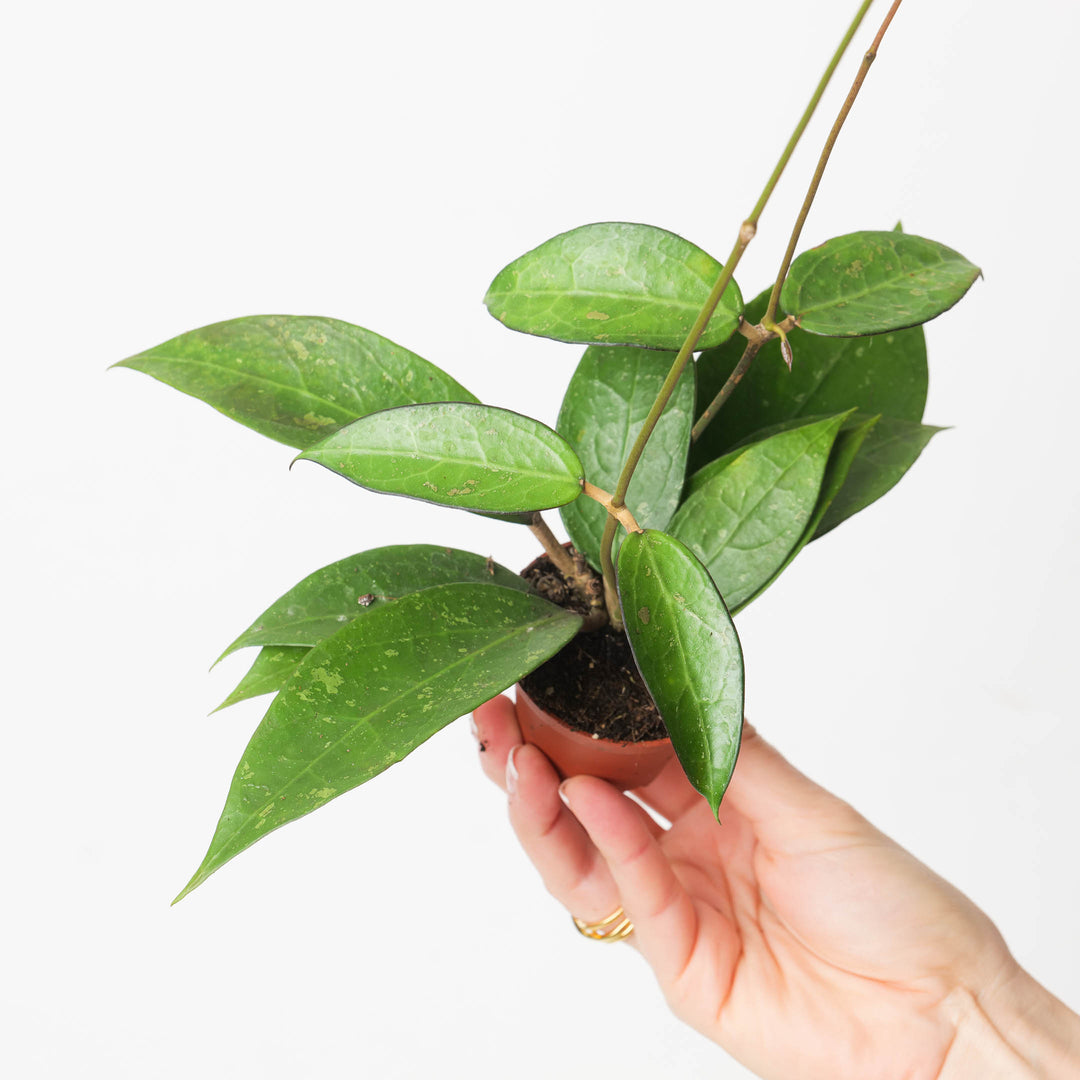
(938, 966), (1080, 1079)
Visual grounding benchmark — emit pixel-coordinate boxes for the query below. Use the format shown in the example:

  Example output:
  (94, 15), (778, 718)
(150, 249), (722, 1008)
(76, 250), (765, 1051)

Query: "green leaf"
(216, 545), (530, 662)
(618, 530), (743, 817)
(296, 403), (584, 513)
(175, 583), (582, 901)
(815, 416), (944, 537)
(557, 346), (694, 570)
(213, 646), (308, 713)
(780, 231), (980, 337)
(670, 414), (848, 612)
(735, 414), (878, 607)
(692, 287), (927, 472)
(113, 316), (477, 449)
(484, 222), (743, 350)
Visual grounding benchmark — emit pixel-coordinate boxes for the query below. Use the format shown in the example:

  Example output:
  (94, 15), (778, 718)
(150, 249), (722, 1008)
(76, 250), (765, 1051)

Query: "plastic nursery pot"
(515, 683), (674, 790)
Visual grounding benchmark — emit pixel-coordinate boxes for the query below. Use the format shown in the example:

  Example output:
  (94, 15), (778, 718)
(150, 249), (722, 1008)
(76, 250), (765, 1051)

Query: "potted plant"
(113, 0), (979, 904)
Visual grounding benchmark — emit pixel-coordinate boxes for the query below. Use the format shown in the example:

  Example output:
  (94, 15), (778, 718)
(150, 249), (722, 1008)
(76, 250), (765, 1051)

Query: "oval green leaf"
(557, 346), (694, 570)
(671, 414), (848, 612)
(814, 416), (945, 537)
(618, 530), (743, 817)
(216, 544), (530, 662)
(296, 403), (584, 513)
(112, 316), (477, 449)
(175, 583), (582, 901)
(212, 646), (309, 713)
(484, 222), (743, 350)
(781, 231), (980, 337)
(735, 414), (878, 608)
(692, 286), (927, 472)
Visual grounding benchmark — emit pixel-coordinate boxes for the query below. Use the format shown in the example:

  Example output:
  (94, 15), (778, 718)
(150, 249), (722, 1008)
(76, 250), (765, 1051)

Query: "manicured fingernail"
(506, 745), (519, 796)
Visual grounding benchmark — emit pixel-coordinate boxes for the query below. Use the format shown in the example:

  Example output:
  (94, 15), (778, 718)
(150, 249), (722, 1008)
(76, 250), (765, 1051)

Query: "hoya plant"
(114, 0), (978, 902)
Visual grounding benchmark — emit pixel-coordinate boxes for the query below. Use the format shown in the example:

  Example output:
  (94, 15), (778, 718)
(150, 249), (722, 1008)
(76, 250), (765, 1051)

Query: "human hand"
(472, 694), (1080, 1079)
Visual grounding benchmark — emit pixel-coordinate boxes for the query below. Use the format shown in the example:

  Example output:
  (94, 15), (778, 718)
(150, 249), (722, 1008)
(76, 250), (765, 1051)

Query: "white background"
(4, 1), (1078, 1076)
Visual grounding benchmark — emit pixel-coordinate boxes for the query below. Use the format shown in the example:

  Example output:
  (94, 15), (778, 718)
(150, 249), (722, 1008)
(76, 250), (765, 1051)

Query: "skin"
(472, 694), (1080, 1080)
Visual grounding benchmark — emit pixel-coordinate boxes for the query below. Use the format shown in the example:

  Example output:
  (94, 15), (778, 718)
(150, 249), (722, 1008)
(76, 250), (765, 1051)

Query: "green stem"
(764, 0), (904, 329)
(690, 339), (763, 444)
(596, 0), (877, 628)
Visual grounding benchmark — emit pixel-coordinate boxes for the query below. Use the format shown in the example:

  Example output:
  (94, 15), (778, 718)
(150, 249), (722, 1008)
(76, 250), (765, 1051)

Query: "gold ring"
(572, 905), (633, 942)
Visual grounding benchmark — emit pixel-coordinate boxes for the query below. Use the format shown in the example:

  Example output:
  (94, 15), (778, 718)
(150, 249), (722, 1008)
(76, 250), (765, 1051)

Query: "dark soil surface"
(521, 551), (667, 743)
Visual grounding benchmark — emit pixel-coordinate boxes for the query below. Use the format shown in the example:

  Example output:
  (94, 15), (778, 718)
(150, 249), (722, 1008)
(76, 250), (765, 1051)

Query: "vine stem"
(764, 0), (904, 329)
(596, 0), (876, 631)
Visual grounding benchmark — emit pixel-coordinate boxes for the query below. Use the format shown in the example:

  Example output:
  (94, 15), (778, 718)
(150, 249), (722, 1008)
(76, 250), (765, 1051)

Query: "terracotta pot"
(515, 683), (674, 790)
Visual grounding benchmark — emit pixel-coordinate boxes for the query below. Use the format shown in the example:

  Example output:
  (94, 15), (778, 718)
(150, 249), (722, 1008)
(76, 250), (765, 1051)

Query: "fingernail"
(558, 780), (572, 809)
(506, 745), (519, 796)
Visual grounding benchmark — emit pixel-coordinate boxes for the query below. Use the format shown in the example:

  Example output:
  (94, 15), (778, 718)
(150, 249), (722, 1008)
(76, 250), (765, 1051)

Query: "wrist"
(938, 962), (1080, 1079)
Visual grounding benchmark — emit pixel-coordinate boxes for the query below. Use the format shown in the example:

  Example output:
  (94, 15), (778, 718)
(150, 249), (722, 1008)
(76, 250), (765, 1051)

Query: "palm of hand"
(656, 784), (1008, 1079)
(473, 696), (1015, 1080)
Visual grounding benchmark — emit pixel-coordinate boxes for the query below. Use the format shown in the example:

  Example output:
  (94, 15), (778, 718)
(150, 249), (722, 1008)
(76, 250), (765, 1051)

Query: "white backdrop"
(5, 1), (1078, 1077)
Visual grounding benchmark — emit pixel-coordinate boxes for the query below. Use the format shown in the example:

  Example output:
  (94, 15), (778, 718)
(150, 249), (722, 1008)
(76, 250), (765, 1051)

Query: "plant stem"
(691, 339), (763, 444)
(595, 0), (878, 630)
(527, 514), (577, 578)
(528, 513), (606, 627)
(582, 481), (643, 535)
(764, 0), (904, 329)
(690, 314), (797, 443)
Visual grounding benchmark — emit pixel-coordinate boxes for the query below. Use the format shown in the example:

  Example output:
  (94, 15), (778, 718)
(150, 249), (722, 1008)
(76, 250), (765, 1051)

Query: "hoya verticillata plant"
(113, 0), (979, 902)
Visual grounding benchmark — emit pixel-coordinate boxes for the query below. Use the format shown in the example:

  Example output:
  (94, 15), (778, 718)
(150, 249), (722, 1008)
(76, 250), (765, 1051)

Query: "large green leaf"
(175, 583), (582, 901)
(213, 646), (309, 713)
(216, 545), (530, 662)
(815, 416), (944, 537)
(618, 530), (743, 817)
(557, 346), (694, 570)
(113, 316), (477, 449)
(780, 231), (980, 337)
(736, 414), (878, 608)
(296, 403), (584, 513)
(670, 414), (848, 612)
(484, 222), (743, 350)
(692, 287), (927, 471)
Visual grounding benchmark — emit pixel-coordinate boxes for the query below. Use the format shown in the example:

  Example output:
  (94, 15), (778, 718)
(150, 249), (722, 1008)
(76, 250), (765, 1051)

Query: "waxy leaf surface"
(815, 416), (944, 537)
(217, 545), (529, 662)
(671, 414), (847, 611)
(692, 288), (927, 471)
(176, 583), (582, 901)
(213, 646), (308, 713)
(558, 346), (694, 569)
(297, 403), (584, 513)
(618, 530), (743, 817)
(484, 222), (743, 350)
(113, 316), (476, 449)
(736, 415), (877, 607)
(781, 232), (980, 337)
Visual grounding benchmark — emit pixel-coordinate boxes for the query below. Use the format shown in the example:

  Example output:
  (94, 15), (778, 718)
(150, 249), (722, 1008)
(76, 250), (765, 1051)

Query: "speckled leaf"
(112, 316), (477, 449)
(212, 646), (308, 713)
(691, 287), (927, 472)
(175, 583), (582, 901)
(296, 403), (584, 513)
(781, 232), (980, 337)
(737, 414), (878, 607)
(484, 222), (743, 350)
(557, 346), (694, 570)
(618, 530), (743, 818)
(815, 416), (944, 537)
(216, 545), (530, 663)
(671, 414), (848, 612)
